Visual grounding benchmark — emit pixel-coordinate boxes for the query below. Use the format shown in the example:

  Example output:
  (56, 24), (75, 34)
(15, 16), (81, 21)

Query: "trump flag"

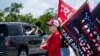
(58, 0), (75, 25)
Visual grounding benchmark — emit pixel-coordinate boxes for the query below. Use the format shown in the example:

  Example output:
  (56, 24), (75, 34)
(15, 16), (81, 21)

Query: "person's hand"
(39, 43), (48, 49)
(39, 46), (43, 49)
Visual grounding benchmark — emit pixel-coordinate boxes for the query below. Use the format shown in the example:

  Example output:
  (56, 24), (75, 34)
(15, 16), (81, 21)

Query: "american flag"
(63, 2), (100, 56)
(81, 9), (100, 56)
(81, 3), (100, 56)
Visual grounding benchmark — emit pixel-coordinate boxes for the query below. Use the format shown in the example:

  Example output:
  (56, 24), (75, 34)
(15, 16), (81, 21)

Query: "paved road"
(30, 55), (45, 56)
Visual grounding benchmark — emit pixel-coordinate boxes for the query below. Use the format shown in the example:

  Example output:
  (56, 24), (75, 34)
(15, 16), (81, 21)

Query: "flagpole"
(61, 0), (88, 27)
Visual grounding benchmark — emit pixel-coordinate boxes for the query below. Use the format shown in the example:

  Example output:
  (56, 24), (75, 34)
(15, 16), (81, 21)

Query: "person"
(39, 19), (61, 56)
(25, 28), (35, 35)
(25, 27), (39, 35)
(61, 36), (70, 56)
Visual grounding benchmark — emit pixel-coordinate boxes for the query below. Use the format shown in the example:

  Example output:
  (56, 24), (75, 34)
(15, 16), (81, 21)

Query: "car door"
(28, 35), (43, 54)
(0, 24), (8, 53)
(22, 25), (43, 54)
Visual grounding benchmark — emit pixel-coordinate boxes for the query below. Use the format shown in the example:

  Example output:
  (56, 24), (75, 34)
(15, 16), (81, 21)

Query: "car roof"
(0, 22), (33, 26)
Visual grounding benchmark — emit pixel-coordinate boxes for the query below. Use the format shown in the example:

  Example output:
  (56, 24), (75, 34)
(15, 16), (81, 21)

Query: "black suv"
(0, 22), (47, 56)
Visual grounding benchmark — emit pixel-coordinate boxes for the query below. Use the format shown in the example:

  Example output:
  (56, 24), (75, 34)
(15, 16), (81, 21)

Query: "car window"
(23, 25), (33, 35)
(23, 26), (36, 35)
(32, 26), (42, 35)
(8, 25), (21, 36)
(23, 25), (42, 35)
(36, 28), (42, 35)
(0, 24), (8, 36)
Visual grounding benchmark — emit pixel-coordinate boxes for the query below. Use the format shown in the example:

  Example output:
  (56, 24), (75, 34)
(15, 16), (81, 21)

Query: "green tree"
(38, 8), (56, 33)
(2, 2), (57, 33)
(4, 2), (23, 22)
(0, 10), (4, 22)
(18, 13), (36, 24)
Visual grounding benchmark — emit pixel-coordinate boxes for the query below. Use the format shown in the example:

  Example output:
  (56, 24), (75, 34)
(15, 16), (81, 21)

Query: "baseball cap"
(47, 19), (60, 27)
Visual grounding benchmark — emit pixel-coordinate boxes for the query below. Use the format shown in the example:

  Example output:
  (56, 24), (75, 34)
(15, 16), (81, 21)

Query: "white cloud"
(19, 0), (99, 18)
(88, 0), (100, 11)
(64, 0), (86, 10)
(20, 0), (51, 18)
(64, 0), (99, 11)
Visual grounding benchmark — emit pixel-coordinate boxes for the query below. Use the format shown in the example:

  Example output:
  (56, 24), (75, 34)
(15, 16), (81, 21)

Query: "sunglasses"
(48, 24), (54, 27)
(48, 25), (52, 26)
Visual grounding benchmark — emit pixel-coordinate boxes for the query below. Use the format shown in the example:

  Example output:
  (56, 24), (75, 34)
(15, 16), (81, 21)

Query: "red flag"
(58, 0), (75, 25)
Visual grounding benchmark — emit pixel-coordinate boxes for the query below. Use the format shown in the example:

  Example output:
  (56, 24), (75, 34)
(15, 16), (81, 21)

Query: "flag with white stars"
(81, 7), (100, 56)
(62, 2), (100, 56)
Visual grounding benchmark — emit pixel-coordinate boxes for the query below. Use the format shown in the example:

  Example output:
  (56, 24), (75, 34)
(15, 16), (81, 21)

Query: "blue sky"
(0, 0), (99, 18)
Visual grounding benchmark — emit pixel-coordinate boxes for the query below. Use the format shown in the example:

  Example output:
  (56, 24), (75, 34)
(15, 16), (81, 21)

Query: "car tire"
(18, 49), (28, 56)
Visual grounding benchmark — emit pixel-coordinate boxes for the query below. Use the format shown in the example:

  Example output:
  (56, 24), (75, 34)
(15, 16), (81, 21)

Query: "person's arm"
(26, 28), (35, 35)
(34, 27), (39, 35)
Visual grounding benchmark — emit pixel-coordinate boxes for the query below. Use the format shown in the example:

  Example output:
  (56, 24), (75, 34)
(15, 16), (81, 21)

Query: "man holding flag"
(40, 0), (100, 56)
